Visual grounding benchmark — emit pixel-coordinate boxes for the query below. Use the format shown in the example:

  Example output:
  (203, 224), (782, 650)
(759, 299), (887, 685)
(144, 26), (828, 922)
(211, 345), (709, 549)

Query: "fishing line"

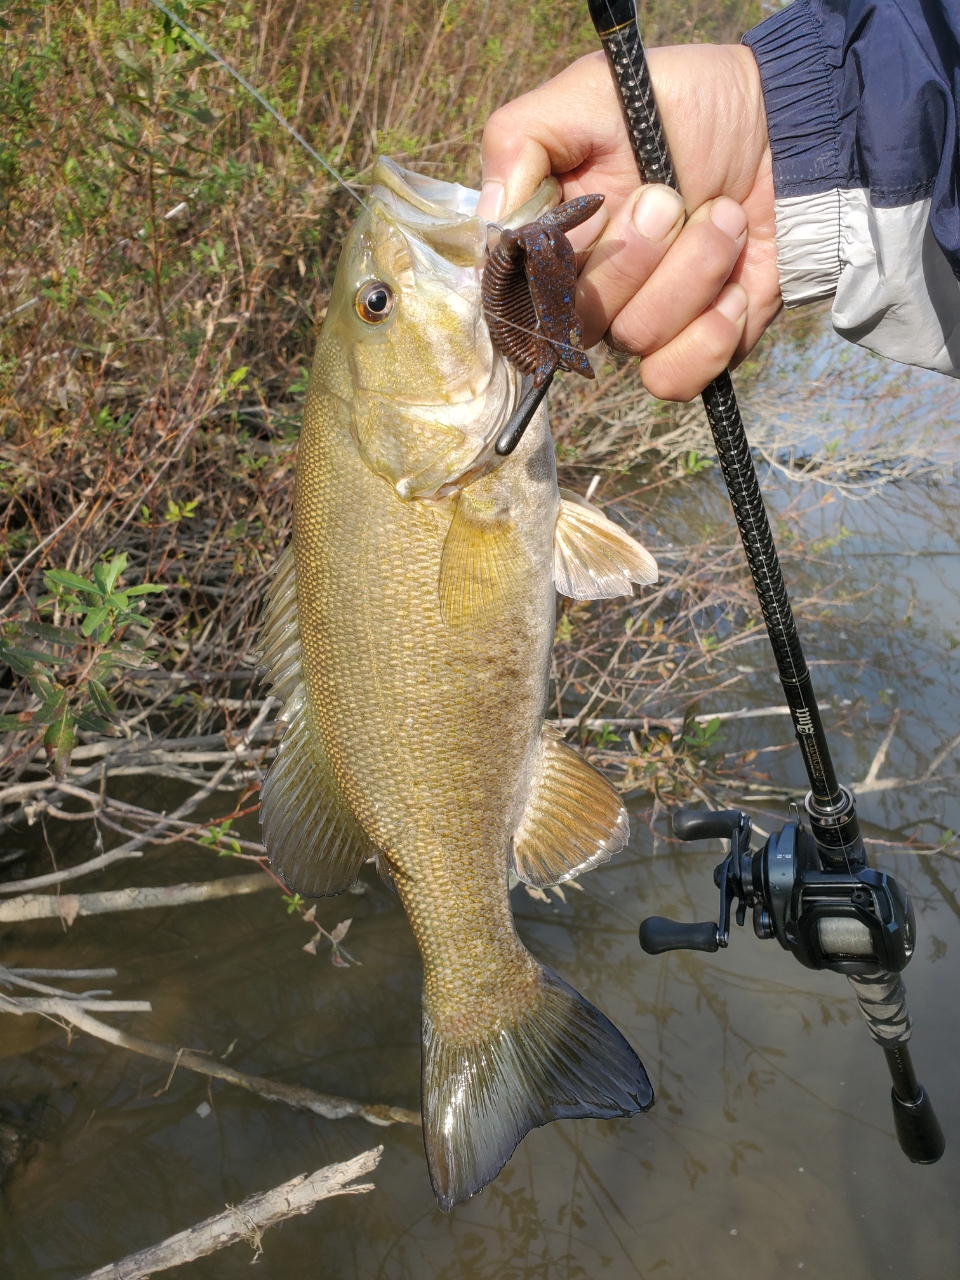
(481, 310), (584, 361)
(144, 0), (371, 212)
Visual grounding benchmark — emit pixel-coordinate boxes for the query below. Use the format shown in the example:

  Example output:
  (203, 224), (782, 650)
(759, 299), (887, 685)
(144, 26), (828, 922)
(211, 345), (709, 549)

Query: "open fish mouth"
(344, 157), (532, 500)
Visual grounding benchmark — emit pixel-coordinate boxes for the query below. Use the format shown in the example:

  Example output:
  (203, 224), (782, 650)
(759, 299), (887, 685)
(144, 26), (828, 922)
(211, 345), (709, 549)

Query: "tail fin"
(421, 965), (653, 1210)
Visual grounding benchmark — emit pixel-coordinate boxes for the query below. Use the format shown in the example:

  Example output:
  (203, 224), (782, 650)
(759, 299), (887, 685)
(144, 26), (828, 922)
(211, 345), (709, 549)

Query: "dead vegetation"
(4, 0), (959, 873)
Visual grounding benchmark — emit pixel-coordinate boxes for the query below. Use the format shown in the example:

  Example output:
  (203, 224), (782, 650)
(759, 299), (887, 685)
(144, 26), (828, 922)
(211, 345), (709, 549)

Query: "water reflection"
(2, 326), (959, 1278)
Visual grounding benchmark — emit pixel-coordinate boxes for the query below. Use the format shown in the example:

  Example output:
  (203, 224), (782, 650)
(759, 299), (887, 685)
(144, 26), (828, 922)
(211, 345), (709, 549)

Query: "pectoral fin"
(554, 489), (658, 600)
(512, 725), (628, 887)
(439, 490), (525, 627)
(258, 548), (375, 896)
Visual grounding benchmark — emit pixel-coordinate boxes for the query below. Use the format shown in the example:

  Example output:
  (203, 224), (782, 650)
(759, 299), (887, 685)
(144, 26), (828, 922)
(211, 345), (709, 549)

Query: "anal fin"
(512, 725), (628, 888)
(554, 488), (658, 600)
(258, 547), (375, 896)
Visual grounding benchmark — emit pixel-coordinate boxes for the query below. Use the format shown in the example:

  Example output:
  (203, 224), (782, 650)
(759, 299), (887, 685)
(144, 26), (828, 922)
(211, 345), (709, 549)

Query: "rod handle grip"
(639, 916), (720, 955)
(891, 1085), (946, 1163)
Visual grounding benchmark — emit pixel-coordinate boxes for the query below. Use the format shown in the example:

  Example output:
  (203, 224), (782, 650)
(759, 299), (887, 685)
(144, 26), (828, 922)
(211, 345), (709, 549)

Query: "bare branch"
(0, 872), (274, 922)
(78, 1147), (383, 1279)
(0, 998), (420, 1127)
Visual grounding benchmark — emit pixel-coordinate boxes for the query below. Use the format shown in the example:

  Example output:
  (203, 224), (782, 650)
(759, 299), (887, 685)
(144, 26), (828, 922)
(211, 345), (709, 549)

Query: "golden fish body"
(260, 159), (658, 1208)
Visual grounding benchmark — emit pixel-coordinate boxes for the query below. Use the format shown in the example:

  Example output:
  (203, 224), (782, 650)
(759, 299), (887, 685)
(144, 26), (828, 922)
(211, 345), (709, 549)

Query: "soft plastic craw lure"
(483, 195), (604, 455)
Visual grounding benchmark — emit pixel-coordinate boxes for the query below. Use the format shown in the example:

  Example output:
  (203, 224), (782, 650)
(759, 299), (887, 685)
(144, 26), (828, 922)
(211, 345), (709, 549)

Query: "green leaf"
(89, 679), (119, 721)
(43, 711), (76, 778)
(18, 621), (85, 647)
(27, 674), (57, 702)
(75, 709), (110, 733)
(45, 568), (103, 596)
(124, 583), (166, 596)
(81, 606), (109, 636)
(0, 641), (36, 676)
(227, 365), (249, 387)
(0, 641), (68, 672)
(0, 714), (32, 731)
(102, 553), (127, 595)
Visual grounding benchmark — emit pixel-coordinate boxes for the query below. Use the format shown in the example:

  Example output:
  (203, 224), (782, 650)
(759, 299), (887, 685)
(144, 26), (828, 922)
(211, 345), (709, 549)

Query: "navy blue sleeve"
(744, 0), (960, 375)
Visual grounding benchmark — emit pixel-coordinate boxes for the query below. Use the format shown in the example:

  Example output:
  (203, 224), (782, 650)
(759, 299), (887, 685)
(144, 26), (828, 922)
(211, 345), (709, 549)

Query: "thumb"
(477, 134), (552, 220)
(478, 52), (620, 219)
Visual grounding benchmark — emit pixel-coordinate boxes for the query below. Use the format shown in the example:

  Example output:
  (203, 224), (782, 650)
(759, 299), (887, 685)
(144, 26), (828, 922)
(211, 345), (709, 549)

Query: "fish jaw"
(316, 157), (523, 500)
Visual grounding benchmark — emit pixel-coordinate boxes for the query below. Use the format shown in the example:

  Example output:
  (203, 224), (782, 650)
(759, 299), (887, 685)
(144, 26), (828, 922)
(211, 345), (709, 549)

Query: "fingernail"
(715, 284), (747, 324)
(710, 197), (747, 241)
(478, 180), (505, 220)
(632, 184), (685, 243)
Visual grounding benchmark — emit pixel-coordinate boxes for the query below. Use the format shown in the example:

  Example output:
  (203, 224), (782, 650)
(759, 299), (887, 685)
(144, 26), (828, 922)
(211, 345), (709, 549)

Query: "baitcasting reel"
(640, 807), (915, 976)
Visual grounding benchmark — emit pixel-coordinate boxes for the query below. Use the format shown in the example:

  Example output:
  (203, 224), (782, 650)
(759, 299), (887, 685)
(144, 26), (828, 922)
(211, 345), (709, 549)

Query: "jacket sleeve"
(743, 0), (960, 377)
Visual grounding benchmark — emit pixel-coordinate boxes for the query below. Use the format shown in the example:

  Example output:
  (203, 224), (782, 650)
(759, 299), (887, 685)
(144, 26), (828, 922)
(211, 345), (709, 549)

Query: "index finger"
(478, 51), (639, 219)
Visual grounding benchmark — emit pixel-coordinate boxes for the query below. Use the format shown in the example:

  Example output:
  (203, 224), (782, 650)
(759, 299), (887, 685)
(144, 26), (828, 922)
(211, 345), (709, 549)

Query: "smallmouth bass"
(259, 157), (658, 1209)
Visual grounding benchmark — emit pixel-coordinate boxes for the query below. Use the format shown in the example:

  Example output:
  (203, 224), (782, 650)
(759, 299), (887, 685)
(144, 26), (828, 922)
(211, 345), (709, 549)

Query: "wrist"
(743, 3), (841, 306)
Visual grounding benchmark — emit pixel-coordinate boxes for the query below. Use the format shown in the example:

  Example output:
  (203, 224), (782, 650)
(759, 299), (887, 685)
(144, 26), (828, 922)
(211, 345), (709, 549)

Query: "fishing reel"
(640, 808), (915, 977)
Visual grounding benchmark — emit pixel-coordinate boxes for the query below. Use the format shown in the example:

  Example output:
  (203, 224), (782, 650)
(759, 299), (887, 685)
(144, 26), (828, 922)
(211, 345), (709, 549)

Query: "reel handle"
(639, 917), (720, 955)
(673, 808), (745, 843)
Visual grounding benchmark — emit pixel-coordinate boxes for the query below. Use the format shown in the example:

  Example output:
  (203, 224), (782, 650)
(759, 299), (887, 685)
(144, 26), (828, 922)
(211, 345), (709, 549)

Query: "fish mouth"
(359, 159), (522, 499)
(354, 159), (561, 500)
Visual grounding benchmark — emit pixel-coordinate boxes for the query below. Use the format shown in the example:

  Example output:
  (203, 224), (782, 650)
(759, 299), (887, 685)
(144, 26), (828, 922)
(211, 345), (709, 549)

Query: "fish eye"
(355, 280), (395, 324)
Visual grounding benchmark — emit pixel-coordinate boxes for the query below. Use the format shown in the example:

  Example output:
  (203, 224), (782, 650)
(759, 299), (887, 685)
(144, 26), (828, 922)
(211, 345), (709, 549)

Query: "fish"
(258, 156), (659, 1210)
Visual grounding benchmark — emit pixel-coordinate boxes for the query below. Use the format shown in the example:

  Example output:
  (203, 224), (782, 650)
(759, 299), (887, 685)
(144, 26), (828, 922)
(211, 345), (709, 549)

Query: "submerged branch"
(79, 1146), (383, 1279)
(0, 995), (419, 1126)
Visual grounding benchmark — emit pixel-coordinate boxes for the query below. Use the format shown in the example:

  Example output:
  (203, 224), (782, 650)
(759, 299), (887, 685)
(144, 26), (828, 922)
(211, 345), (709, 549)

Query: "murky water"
(3, 323), (960, 1278)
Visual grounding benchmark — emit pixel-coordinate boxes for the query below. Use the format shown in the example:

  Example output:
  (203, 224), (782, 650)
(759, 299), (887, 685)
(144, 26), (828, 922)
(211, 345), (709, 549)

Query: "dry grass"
(6, 0), (949, 847)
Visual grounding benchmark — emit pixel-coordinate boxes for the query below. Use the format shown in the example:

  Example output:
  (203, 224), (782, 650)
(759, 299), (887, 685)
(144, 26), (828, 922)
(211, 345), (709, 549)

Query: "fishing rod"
(587, 0), (944, 1163)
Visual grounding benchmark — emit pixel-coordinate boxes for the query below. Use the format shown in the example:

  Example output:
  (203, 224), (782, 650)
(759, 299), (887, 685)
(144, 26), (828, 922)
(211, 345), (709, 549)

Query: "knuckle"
(607, 297), (662, 356)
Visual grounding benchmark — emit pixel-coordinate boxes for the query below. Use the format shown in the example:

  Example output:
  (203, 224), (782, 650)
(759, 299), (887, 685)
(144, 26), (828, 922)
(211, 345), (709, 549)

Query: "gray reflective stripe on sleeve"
(774, 187), (960, 379)
(774, 189), (843, 307)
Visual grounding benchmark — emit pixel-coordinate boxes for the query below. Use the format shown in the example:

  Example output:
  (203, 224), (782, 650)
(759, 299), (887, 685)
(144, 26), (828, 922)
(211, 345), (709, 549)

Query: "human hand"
(478, 45), (778, 401)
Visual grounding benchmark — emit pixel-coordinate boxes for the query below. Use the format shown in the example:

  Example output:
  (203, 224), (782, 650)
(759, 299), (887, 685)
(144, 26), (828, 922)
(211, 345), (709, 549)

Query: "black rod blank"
(588, 0), (943, 1165)
(587, 0), (861, 868)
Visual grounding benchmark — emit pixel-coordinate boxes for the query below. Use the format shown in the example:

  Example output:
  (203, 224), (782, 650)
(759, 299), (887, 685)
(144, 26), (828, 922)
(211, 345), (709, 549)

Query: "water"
(2, 326), (960, 1279)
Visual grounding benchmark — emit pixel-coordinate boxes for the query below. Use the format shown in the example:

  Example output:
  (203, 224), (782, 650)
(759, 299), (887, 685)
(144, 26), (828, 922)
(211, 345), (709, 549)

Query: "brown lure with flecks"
(482, 194), (604, 386)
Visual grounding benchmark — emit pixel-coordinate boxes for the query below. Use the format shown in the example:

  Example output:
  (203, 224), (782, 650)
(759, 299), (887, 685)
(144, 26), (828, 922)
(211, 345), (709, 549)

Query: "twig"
(0, 295), (40, 326)
(0, 871), (273, 922)
(861, 709), (900, 786)
(1, 701), (277, 889)
(0, 994), (152, 1013)
(0, 501), (88, 607)
(922, 727), (960, 781)
(0, 847), (145, 896)
(0, 999), (420, 1126)
(551, 705), (792, 733)
(78, 1146), (383, 1279)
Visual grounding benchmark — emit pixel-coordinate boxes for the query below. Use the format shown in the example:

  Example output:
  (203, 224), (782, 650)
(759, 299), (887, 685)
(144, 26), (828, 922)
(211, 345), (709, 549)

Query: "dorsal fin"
(512, 725), (628, 887)
(258, 547), (375, 896)
(554, 489), (658, 600)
